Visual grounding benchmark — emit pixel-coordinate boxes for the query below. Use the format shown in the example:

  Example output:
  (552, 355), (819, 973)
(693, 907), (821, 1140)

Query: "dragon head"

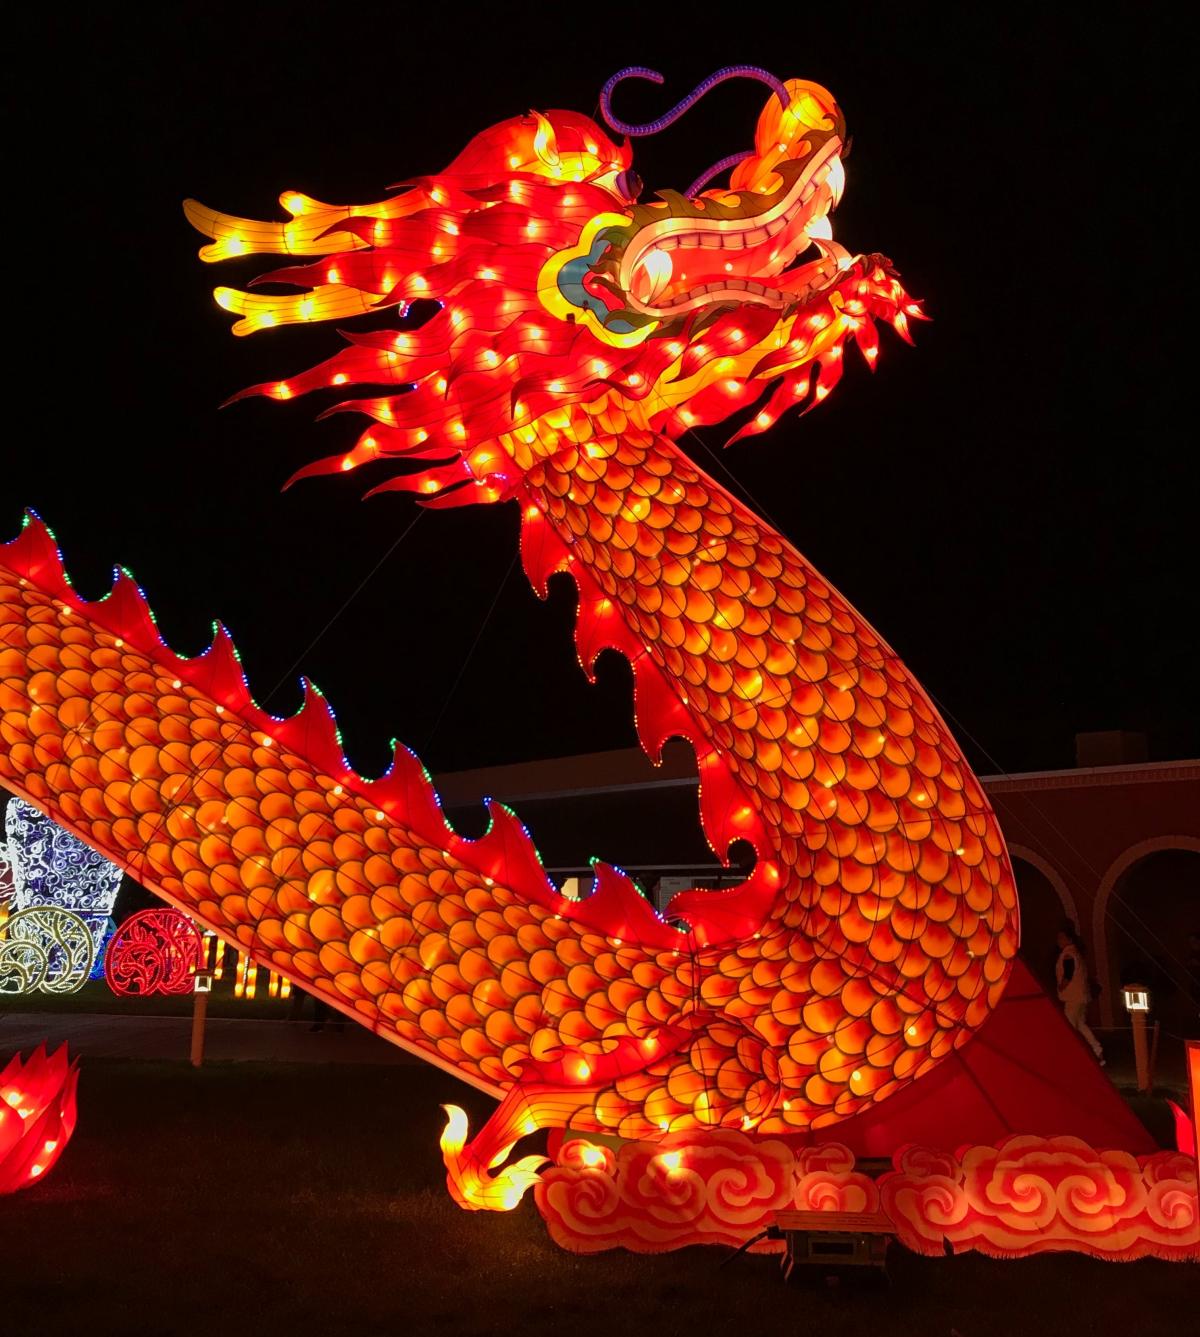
(186, 66), (922, 506)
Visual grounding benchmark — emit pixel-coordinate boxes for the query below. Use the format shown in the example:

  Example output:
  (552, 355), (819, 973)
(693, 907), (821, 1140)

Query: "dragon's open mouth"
(621, 136), (848, 317)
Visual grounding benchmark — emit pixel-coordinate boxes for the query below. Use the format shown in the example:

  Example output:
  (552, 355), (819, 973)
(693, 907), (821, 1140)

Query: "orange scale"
(438, 994), (475, 1032)
(95, 748), (131, 787)
(330, 861), (372, 899)
(334, 893), (372, 930)
(418, 1009), (455, 1042)
(109, 815), (138, 850)
(941, 942), (974, 981)
(419, 932), (455, 973)
(732, 639), (768, 673)
(271, 880), (309, 916)
(256, 923), (290, 960)
(583, 992), (618, 1033)
(401, 973), (438, 1014)
(928, 1030), (956, 1061)
(378, 991), (414, 1024)
(202, 863), (238, 898)
(298, 811), (337, 845)
(300, 842), (335, 876)
(666, 1065), (706, 1107)
(808, 957), (845, 998)
(322, 806), (366, 836)
(362, 827), (392, 857)
(839, 904), (876, 944)
(877, 759), (912, 801)
(803, 1072), (842, 1110)
(479, 933), (520, 967)
(891, 900), (929, 939)
(435, 897), (472, 931)
(386, 954), (421, 990)
(802, 994), (843, 1035)
(715, 1059), (754, 1101)
(308, 904), (350, 943)
(842, 976), (879, 1018)
(955, 956), (986, 997)
(914, 743), (942, 778)
(883, 833), (920, 874)
(176, 849), (207, 891)
(196, 829), (236, 868)
(921, 963), (958, 1006)
(964, 993), (994, 1029)
(219, 765), (257, 800)
(849, 828), (887, 871)
(605, 977), (642, 1015)
(818, 1042), (859, 1083)
(512, 992), (552, 1036)
(499, 960), (538, 1000)
(862, 790), (900, 837)
(453, 947), (495, 987)
(924, 885), (961, 925)
(555, 1008), (597, 1050)
(428, 963), (464, 1005)
(811, 849), (842, 887)
(867, 995), (905, 1036)
(833, 789), (868, 825)
(227, 825), (269, 868)
(919, 921), (955, 960)
(911, 845), (952, 888)
(264, 820), (302, 855)
(416, 862), (452, 894)
(267, 844), (304, 887)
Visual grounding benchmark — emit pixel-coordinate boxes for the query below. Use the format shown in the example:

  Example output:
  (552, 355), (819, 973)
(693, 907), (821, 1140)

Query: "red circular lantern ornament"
(104, 909), (203, 997)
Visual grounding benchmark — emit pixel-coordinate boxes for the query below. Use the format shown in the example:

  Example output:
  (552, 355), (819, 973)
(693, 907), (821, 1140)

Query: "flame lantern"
(104, 908), (203, 997)
(0, 1044), (79, 1194)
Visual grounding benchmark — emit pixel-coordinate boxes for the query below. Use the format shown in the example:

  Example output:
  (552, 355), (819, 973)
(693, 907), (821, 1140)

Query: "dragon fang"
(0, 67), (1017, 1212)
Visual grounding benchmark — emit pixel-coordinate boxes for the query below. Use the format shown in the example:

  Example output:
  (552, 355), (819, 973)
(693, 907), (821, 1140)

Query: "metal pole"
(190, 988), (208, 1068)
(1131, 1009), (1150, 1093)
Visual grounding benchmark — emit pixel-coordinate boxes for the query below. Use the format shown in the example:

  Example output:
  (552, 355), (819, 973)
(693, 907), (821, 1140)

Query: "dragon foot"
(439, 1104), (547, 1211)
(438, 1081), (599, 1211)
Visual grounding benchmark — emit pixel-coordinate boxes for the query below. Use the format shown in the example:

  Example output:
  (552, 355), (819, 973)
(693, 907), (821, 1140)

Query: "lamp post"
(191, 972), (212, 1068)
(1121, 983), (1151, 1093)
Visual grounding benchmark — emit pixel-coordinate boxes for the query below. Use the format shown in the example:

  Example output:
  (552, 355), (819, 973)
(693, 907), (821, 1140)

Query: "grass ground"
(1, 1060), (1193, 1337)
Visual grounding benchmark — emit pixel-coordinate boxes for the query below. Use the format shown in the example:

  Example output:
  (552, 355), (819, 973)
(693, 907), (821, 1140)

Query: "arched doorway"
(1093, 838), (1200, 1030)
(1009, 844), (1080, 996)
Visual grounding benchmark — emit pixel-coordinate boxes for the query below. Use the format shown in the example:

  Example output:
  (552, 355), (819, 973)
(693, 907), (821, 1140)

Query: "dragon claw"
(439, 1104), (547, 1212)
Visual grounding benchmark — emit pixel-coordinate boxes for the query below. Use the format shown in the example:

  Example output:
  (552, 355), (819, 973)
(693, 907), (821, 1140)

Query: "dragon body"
(0, 71), (1018, 1208)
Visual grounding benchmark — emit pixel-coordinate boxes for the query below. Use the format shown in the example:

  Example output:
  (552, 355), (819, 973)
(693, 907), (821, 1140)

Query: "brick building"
(436, 741), (1200, 1036)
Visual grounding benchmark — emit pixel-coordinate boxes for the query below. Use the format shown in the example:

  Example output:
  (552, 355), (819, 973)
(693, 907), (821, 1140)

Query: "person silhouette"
(1055, 922), (1104, 1065)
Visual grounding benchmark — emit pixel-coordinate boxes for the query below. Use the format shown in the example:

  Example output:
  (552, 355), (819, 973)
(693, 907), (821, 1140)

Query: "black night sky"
(5, 7), (1194, 786)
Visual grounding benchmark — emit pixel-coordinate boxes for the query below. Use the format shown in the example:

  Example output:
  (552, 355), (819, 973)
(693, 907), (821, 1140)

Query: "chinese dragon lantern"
(0, 66), (1018, 1211)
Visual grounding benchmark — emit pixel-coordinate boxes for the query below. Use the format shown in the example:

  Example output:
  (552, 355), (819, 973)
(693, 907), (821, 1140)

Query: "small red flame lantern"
(0, 1043), (79, 1193)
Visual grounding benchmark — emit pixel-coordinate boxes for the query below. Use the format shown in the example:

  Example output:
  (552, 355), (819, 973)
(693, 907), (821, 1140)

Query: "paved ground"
(0, 1009), (417, 1064)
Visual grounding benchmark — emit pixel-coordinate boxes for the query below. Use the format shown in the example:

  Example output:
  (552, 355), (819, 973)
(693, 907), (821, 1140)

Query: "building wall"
(438, 753), (1200, 1031)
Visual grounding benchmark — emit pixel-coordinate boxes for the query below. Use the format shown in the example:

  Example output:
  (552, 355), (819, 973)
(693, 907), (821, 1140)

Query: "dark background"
(4, 7), (1193, 784)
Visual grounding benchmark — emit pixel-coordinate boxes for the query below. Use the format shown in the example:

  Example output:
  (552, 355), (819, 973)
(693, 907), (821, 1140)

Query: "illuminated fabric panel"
(5, 797), (122, 965)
